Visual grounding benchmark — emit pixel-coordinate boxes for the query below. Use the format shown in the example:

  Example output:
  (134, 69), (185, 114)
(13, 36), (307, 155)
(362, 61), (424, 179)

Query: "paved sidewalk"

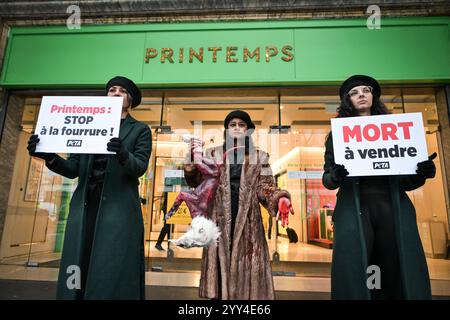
(0, 279), (331, 300)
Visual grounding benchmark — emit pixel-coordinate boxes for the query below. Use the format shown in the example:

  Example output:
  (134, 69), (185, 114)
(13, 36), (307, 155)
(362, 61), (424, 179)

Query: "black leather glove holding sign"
(27, 134), (56, 162)
(107, 137), (129, 165)
(330, 163), (350, 184)
(416, 152), (437, 179)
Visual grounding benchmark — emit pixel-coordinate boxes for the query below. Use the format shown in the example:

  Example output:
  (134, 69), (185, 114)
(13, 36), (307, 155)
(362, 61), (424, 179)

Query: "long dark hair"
(336, 94), (390, 118)
(326, 92), (391, 146)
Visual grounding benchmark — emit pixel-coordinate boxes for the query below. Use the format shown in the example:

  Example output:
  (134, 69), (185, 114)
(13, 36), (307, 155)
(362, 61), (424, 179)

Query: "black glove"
(107, 137), (129, 165)
(330, 163), (349, 183)
(416, 152), (437, 179)
(27, 134), (56, 162)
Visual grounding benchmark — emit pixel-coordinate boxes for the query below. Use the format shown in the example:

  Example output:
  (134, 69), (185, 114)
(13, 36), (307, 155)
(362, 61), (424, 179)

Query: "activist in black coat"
(323, 75), (436, 300)
(27, 76), (152, 299)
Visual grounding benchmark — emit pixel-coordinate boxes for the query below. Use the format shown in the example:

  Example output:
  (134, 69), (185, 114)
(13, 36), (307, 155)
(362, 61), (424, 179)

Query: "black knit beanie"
(339, 75), (381, 100)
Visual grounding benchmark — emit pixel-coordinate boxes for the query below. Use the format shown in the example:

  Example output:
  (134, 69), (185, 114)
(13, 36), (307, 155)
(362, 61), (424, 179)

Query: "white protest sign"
(35, 96), (123, 154)
(331, 113), (428, 176)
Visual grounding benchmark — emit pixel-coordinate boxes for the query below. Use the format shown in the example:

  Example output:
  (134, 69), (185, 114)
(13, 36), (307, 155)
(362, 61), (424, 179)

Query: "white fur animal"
(170, 216), (220, 248)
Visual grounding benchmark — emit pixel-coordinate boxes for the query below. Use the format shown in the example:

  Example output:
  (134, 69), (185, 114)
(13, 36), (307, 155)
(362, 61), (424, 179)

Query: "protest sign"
(331, 113), (428, 176)
(34, 96), (123, 154)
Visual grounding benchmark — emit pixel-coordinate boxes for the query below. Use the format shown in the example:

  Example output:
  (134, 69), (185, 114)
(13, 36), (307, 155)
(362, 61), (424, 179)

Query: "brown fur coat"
(184, 145), (290, 300)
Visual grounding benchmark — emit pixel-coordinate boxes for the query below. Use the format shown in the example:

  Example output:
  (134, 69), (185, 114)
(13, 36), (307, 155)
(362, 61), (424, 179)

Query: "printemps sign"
(145, 45), (294, 64)
(1, 18), (449, 87)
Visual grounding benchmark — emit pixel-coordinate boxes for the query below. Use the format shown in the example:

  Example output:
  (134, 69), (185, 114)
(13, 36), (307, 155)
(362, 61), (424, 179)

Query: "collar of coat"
(118, 114), (138, 141)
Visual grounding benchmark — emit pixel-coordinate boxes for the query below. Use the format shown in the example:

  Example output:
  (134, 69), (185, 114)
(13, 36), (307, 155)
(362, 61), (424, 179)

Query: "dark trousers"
(268, 216), (278, 239)
(156, 221), (171, 245)
(360, 192), (404, 300)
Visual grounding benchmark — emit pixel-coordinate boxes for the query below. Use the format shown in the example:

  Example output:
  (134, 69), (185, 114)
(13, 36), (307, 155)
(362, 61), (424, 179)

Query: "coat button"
(102, 197), (107, 201)
(84, 202), (87, 206)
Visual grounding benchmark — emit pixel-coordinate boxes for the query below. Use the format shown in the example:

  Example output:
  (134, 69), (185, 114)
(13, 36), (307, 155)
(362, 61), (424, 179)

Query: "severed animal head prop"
(169, 216), (220, 248)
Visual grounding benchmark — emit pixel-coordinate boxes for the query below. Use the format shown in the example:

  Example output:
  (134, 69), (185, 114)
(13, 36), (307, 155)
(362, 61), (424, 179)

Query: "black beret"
(224, 110), (255, 130)
(339, 75), (381, 100)
(106, 76), (142, 108)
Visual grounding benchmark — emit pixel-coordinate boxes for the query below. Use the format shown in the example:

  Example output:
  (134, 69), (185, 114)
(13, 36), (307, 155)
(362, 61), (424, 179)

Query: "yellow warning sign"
(166, 192), (192, 225)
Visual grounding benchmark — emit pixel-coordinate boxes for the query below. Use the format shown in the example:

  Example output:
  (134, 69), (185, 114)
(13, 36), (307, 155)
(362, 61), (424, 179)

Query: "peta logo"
(373, 161), (390, 169)
(67, 140), (82, 147)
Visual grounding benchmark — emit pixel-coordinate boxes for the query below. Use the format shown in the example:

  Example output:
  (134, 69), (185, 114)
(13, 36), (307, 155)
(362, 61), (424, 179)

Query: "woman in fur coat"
(184, 110), (294, 300)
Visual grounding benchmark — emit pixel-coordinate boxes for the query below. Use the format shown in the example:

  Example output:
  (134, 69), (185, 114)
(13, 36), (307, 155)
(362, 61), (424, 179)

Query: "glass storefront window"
(150, 89), (279, 260)
(0, 97), (74, 267)
(1, 85), (448, 273)
(277, 88), (337, 249)
(402, 89), (448, 258)
(129, 95), (162, 261)
(0, 95), (161, 268)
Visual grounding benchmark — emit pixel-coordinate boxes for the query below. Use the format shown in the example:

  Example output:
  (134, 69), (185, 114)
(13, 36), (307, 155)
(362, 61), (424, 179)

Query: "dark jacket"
(50, 115), (152, 300)
(323, 134), (432, 300)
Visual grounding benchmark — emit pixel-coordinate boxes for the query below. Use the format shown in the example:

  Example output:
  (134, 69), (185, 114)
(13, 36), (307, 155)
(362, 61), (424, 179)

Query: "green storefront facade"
(1, 17), (450, 88)
(0, 16), (449, 270)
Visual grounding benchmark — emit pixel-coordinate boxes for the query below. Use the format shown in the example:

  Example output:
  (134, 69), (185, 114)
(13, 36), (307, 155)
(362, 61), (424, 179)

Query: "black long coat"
(323, 134), (432, 299)
(49, 115), (152, 299)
